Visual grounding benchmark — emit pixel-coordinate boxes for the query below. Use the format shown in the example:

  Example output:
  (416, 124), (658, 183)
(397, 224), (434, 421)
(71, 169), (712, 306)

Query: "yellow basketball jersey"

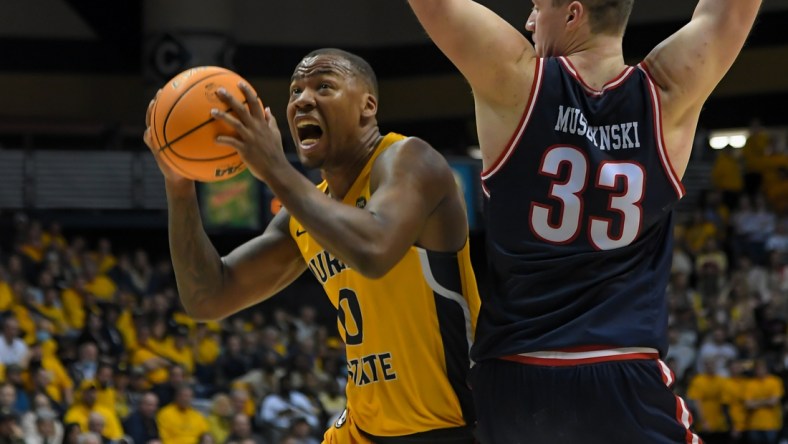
(289, 133), (481, 437)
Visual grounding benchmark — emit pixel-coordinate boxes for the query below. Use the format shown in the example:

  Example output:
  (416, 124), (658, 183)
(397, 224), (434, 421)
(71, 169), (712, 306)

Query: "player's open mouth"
(297, 121), (324, 149)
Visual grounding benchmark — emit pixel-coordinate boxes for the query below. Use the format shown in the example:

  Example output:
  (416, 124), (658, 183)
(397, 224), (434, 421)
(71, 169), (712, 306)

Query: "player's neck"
(565, 34), (627, 90)
(322, 126), (382, 200)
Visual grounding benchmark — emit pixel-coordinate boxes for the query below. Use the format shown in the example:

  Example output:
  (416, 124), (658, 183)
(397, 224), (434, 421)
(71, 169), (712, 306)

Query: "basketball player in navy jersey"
(407, 0), (761, 442)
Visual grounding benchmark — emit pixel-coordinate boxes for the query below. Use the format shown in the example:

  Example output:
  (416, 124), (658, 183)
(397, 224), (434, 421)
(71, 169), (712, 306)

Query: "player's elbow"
(180, 296), (227, 322)
(353, 262), (389, 279)
(348, 247), (394, 279)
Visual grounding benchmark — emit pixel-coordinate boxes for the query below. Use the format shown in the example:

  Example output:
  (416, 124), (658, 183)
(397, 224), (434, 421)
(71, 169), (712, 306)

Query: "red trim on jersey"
(501, 352), (657, 366)
(659, 360), (701, 444)
(500, 346), (659, 367)
(480, 57), (544, 181)
(638, 62), (686, 199)
(558, 57), (636, 96)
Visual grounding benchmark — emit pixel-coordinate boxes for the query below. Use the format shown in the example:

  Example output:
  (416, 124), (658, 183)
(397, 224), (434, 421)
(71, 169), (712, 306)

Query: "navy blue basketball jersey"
(473, 57), (686, 363)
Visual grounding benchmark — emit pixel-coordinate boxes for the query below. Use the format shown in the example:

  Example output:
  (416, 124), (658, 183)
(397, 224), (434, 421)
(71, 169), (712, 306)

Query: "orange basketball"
(151, 66), (261, 182)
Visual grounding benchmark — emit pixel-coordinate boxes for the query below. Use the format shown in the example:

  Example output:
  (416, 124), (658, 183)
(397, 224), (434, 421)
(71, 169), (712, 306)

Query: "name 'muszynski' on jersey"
(472, 57), (686, 362)
(554, 105), (641, 151)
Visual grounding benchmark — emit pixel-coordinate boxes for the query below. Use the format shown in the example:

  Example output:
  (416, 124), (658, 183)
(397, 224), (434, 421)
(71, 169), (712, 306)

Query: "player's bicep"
(408, 0), (535, 103)
(365, 140), (452, 263)
(220, 210), (306, 312)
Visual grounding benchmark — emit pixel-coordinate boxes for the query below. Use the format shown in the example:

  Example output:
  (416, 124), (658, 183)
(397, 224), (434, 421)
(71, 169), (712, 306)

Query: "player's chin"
(296, 149), (323, 170)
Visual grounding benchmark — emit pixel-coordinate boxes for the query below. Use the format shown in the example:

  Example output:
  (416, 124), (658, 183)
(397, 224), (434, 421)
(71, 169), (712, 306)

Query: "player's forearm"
(164, 181), (226, 320)
(265, 166), (395, 278)
(694, 0), (761, 32)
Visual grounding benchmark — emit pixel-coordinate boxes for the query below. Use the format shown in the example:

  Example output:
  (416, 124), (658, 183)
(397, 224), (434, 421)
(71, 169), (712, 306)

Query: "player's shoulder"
(372, 135), (454, 187)
(377, 135), (447, 170)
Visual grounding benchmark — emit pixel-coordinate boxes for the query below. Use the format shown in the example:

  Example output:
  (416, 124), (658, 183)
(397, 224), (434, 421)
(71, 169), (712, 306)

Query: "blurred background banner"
(198, 170), (261, 232)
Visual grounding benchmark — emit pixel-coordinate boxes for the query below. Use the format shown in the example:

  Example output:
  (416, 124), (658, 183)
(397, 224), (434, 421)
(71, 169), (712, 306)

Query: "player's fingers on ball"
(265, 108), (279, 130)
(145, 89), (162, 126)
(210, 108), (246, 136)
(142, 128), (154, 150)
(215, 135), (243, 151)
(145, 99), (155, 126)
(239, 82), (264, 119)
(216, 88), (252, 123)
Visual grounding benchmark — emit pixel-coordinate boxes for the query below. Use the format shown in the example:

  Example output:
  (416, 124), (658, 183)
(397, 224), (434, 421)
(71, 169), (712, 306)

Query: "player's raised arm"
(407, 0), (536, 106)
(644, 0), (761, 123)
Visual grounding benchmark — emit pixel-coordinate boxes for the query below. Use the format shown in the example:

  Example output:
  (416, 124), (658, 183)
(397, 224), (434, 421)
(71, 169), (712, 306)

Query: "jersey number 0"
(338, 288), (363, 345)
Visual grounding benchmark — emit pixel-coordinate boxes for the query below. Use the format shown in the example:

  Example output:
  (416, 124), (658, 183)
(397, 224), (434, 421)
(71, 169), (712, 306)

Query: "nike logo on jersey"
(296, 229), (307, 237)
(334, 409), (347, 428)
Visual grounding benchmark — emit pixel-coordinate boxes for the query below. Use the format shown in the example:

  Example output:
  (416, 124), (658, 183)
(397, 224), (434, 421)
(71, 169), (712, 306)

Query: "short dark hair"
(301, 48), (379, 99)
(554, 0), (634, 35)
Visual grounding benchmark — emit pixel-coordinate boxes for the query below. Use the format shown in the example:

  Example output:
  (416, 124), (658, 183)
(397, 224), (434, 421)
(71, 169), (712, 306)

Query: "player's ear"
(361, 93), (377, 119)
(566, 1), (584, 27)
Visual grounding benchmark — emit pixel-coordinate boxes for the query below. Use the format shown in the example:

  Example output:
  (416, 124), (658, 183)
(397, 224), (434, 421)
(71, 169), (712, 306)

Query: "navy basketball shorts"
(470, 357), (701, 444)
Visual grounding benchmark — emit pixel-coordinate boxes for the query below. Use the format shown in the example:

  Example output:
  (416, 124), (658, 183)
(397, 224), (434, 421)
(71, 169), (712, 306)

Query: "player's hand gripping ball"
(150, 66), (262, 182)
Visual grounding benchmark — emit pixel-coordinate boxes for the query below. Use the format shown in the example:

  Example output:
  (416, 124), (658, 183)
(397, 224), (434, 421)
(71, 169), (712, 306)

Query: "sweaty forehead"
(292, 55), (355, 81)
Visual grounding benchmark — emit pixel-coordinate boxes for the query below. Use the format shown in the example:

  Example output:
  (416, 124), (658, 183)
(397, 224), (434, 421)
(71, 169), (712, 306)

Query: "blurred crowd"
(0, 124), (785, 444)
(669, 123), (788, 443)
(0, 215), (348, 443)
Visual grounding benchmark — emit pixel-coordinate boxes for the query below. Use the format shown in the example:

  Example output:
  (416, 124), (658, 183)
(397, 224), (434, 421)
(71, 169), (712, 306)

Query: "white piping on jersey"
(481, 57), (545, 194)
(416, 248), (474, 355)
(516, 346), (658, 361)
(657, 359), (674, 387)
(653, 358), (702, 444)
(671, 381), (701, 444)
(638, 64), (686, 199)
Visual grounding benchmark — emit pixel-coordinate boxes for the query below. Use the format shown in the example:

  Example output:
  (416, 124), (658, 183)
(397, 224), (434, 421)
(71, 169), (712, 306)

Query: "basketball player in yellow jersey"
(143, 48), (480, 443)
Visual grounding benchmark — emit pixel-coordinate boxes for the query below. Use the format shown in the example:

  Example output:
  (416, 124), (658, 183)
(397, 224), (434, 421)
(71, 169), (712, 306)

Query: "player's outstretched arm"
(644, 0), (761, 123)
(267, 137), (466, 279)
(407, 0), (535, 106)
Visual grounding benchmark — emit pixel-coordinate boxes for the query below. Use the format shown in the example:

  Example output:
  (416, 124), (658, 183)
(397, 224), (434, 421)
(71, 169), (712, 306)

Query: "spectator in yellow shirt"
(711, 145), (744, 212)
(684, 210), (719, 258)
(764, 167), (788, 215)
(81, 257), (117, 302)
(156, 384), (209, 444)
(744, 359), (783, 444)
(0, 281), (14, 312)
(33, 287), (70, 336)
(115, 292), (138, 353)
(92, 364), (117, 412)
(688, 358), (731, 442)
(61, 276), (93, 331)
(91, 238), (117, 275)
(25, 341), (74, 407)
(165, 326), (195, 376)
(741, 121), (770, 198)
(63, 380), (124, 440)
(131, 325), (171, 388)
(724, 360), (749, 442)
(41, 221), (67, 252)
(206, 393), (234, 444)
